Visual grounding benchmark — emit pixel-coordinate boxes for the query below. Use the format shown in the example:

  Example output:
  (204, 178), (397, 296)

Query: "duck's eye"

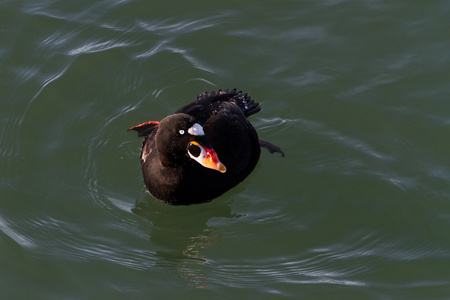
(179, 129), (185, 135)
(187, 142), (201, 157)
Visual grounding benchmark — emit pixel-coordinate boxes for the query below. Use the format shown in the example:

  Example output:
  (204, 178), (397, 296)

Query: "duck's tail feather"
(129, 121), (160, 137)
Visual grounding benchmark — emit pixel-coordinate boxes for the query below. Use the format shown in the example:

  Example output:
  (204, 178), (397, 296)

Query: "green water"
(1, 0), (450, 299)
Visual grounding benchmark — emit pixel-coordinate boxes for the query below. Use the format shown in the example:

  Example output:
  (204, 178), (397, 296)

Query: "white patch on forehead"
(188, 123), (205, 136)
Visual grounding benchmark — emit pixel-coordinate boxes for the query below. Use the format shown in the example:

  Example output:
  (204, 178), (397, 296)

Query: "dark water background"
(1, 1), (450, 299)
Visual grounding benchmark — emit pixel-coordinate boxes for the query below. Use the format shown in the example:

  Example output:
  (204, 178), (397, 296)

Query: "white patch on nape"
(187, 123), (205, 136)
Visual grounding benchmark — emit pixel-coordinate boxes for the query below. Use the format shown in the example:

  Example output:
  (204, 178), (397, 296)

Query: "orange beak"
(188, 141), (227, 173)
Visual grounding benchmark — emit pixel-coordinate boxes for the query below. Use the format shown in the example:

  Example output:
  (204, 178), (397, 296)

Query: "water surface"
(1, 0), (450, 299)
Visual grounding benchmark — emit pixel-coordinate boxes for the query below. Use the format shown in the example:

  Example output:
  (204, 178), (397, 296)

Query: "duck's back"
(176, 89), (261, 122)
(177, 89), (261, 179)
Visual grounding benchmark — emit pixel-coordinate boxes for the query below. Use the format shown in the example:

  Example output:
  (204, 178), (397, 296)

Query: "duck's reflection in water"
(132, 196), (236, 288)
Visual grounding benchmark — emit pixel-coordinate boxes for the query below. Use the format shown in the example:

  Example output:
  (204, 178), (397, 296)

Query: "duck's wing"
(175, 89), (261, 122)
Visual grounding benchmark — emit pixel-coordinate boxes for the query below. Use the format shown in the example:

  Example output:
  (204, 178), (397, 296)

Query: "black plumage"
(130, 89), (282, 205)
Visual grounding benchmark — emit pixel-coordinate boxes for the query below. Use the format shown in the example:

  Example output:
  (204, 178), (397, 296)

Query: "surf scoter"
(130, 89), (283, 205)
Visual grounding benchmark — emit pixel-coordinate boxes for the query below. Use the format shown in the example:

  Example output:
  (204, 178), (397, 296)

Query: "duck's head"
(156, 113), (226, 173)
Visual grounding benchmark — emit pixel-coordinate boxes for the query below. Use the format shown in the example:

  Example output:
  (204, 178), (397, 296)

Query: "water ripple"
(298, 117), (392, 161)
(208, 260), (366, 288)
(0, 214), (35, 248)
(67, 40), (133, 56)
(255, 117), (298, 134)
(137, 15), (224, 35)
